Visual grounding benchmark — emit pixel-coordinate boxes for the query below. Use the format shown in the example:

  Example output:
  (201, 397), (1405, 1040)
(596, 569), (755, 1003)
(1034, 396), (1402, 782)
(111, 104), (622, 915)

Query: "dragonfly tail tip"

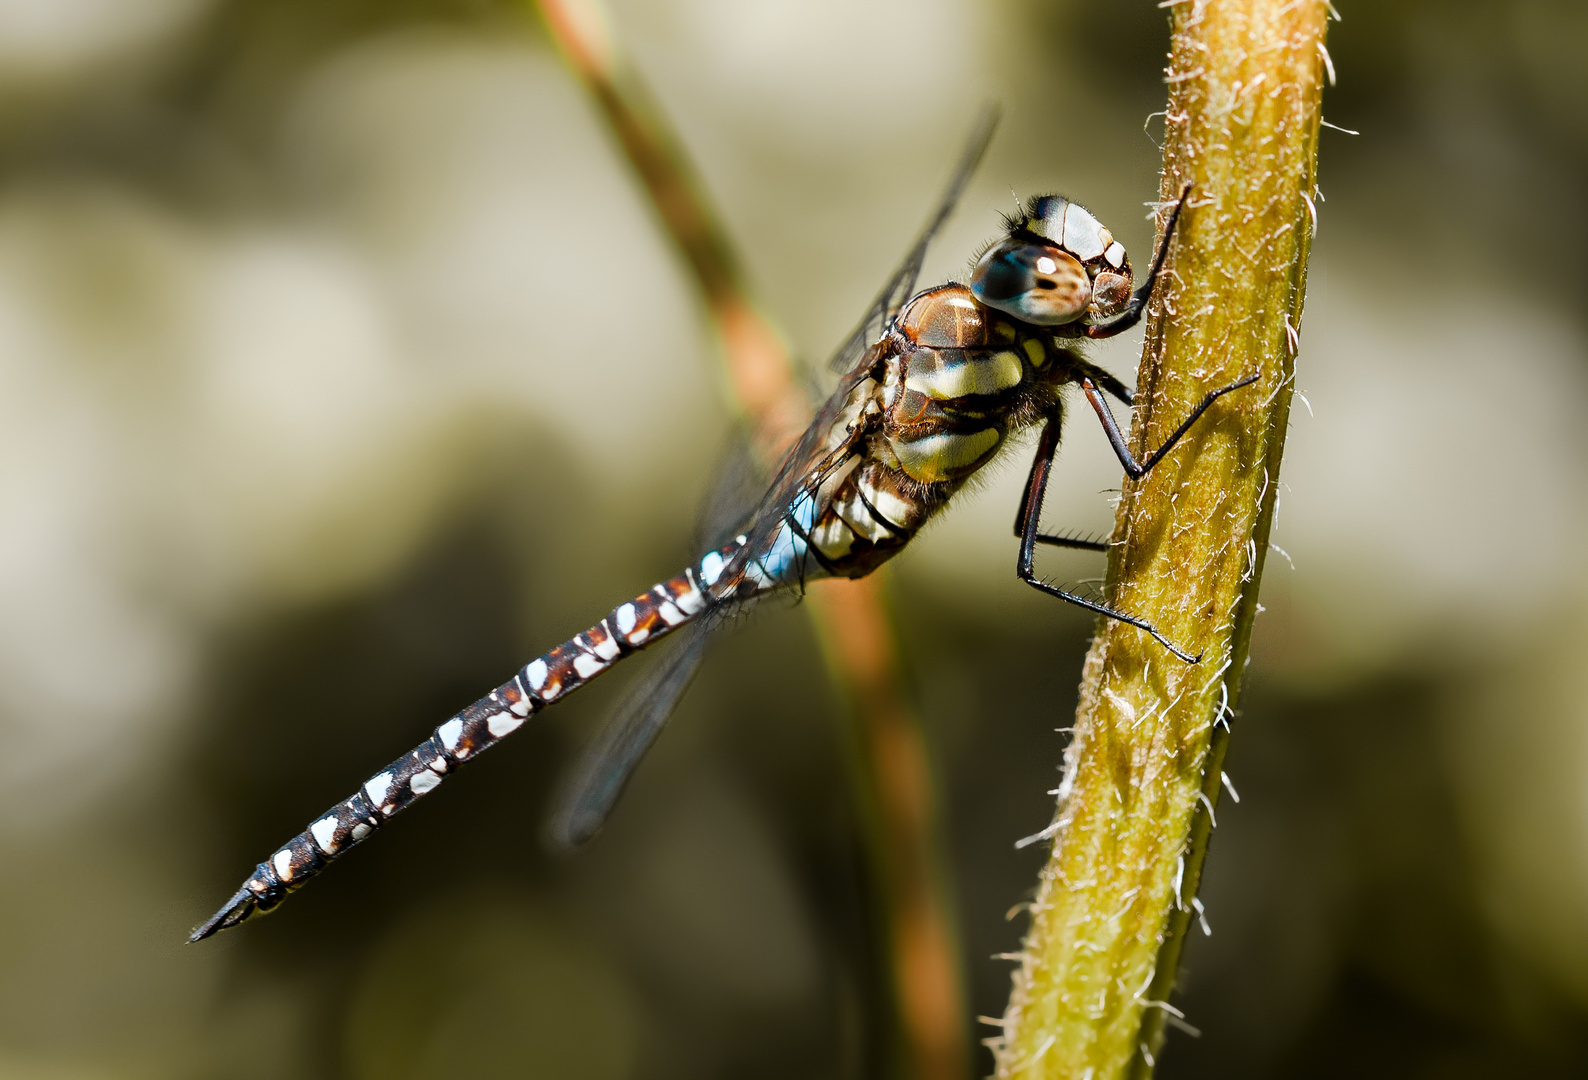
(187, 883), (261, 943)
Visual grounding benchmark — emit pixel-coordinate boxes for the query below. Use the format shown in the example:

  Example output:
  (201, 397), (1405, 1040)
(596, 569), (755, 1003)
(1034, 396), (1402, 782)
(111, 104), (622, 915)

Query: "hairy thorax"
(805, 284), (1081, 580)
(883, 284), (1078, 484)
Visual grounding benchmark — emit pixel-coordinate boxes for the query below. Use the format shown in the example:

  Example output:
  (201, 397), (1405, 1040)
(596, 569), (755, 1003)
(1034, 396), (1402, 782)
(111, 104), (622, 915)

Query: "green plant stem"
(528, 3), (968, 1077)
(994, 2), (1330, 1077)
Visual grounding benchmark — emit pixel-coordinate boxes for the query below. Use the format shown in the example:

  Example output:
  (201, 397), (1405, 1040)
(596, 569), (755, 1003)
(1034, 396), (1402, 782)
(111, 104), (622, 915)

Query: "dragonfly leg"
(1085, 183), (1193, 340)
(1015, 415), (1199, 663)
(1079, 371), (1259, 481)
(1074, 359), (1134, 406)
(1024, 528), (1109, 553)
(1008, 409), (1111, 553)
(1008, 503), (1109, 552)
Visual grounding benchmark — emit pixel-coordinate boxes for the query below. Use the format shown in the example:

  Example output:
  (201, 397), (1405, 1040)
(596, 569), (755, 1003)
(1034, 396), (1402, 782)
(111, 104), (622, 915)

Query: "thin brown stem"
(529, 3), (968, 1077)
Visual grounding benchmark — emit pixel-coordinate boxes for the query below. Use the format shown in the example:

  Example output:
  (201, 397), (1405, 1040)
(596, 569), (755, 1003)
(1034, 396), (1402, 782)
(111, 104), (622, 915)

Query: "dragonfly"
(190, 118), (1255, 942)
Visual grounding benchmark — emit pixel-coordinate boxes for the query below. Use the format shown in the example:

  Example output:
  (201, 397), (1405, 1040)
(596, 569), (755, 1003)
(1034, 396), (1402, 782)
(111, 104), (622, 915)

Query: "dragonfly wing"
(707, 112), (999, 595)
(696, 428), (767, 551)
(550, 113), (1004, 842)
(724, 358), (877, 592)
(548, 425), (782, 849)
(828, 107), (999, 373)
(547, 610), (723, 848)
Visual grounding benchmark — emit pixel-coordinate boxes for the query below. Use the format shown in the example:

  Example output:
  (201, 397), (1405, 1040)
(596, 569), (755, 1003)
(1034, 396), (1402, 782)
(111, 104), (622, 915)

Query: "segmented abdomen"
(189, 538), (741, 940)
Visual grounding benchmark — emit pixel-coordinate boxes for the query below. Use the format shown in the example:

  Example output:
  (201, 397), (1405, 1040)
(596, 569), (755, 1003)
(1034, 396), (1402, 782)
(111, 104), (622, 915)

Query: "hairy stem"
(994, 2), (1329, 1077)
(529, 3), (968, 1076)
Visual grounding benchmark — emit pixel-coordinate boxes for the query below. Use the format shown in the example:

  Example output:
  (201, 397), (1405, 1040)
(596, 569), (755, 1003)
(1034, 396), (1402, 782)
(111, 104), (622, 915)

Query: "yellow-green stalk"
(995, 2), (1330, 1077)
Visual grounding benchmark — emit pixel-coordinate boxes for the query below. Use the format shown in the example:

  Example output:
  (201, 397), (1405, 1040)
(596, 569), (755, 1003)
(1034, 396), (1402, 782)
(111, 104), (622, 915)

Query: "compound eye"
(970, 240), (1090, 326)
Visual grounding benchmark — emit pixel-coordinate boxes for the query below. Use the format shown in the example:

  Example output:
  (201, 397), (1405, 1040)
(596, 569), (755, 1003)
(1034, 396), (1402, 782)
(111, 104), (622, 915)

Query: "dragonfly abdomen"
(189, 541), (734, 941)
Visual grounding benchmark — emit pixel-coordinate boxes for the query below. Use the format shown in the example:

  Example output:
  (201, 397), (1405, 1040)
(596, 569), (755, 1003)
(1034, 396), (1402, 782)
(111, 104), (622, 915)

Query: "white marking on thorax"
(856, 475), (914, 527)
(883, 364), (902, 410)
(810, 516), (855, 559)
(890, 427), (1002, 483)
(906, 350), (1023, 400)
(833, 493), (893, 544)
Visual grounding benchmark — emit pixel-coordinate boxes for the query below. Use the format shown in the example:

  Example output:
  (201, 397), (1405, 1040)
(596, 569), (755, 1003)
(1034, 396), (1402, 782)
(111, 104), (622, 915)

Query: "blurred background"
(0, 0), (1584, 1076)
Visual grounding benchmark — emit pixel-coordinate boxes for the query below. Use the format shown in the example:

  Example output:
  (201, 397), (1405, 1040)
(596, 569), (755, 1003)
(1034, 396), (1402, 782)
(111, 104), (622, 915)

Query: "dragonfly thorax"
(882, 285), (1063, 486)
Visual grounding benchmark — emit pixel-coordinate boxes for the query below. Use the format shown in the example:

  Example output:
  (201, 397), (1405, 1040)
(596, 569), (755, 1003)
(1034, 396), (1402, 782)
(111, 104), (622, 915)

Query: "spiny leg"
(1085, 182), (1193, 341)
(1009, 499), (1109, 554)
(1028, 529), (1109, 553)
(1015, 415), (1199, 663)
(1079, 371), (1259, 480)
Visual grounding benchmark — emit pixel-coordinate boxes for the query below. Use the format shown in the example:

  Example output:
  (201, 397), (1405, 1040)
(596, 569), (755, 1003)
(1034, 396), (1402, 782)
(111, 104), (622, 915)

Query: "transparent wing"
(547, 606), (732, 848)
(827, 106), (1000, 373)
(695, 428), (766, 550)
(548, 430), (767, 848)
(726, 357), (878, 593)
(548, 114), (1001, 844)
(727, 109), (999, 589)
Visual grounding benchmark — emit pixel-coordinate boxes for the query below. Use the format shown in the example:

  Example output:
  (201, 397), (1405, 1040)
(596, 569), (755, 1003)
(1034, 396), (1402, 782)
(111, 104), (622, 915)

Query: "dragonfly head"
(971, 195), (1134, 326)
